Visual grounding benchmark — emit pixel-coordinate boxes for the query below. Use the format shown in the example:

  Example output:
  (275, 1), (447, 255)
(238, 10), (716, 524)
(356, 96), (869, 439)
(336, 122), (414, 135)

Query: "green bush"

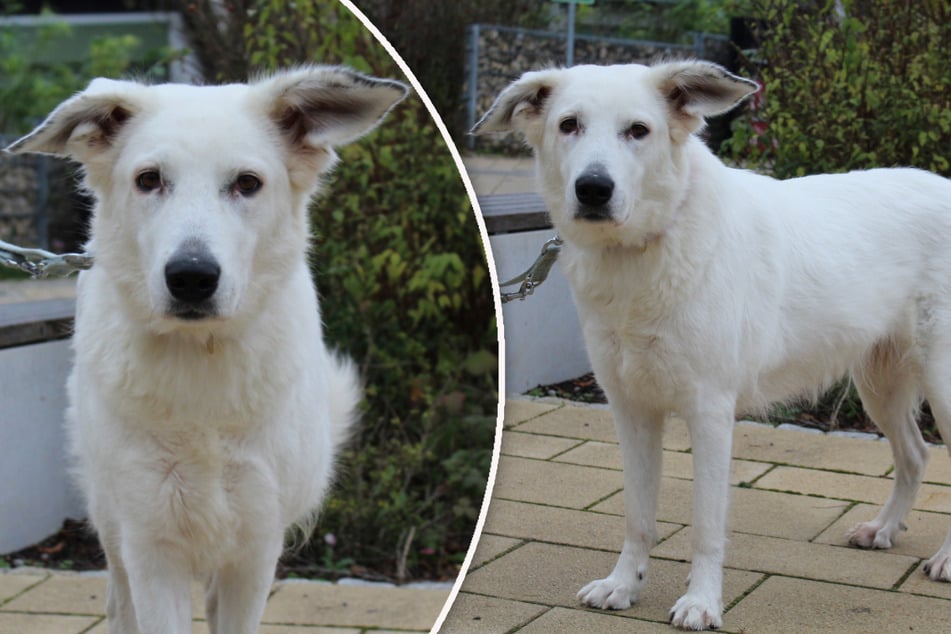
(0, 12), (177, 135)
(234, 1), (497, 581)
(727, 0), (950, 178)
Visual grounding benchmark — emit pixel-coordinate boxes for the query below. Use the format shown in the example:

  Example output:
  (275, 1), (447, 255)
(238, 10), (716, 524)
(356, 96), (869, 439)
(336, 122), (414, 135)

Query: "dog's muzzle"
(164, 244), (220, 319)
(574, 167), (615, 221)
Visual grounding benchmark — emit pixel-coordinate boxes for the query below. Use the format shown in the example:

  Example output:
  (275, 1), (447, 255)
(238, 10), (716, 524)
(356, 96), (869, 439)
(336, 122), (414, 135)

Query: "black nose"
(575, 172), (614, 208)
(165, 253), (220, 303)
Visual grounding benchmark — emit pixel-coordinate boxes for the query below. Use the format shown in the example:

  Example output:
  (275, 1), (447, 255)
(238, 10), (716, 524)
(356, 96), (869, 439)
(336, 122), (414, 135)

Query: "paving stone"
(814, 503), (951, 559)
(555, 444), (774, 487)
(726, 575), (951, 632)
(261, 584), (449, 630)
(733, 422), (894, 475)
(438, 593), (547, 633)
(259, 627), (360, 633)
(0, 613), (99, 634)
(517, 606), (673, 633)
(503, 400), (561, 427)
(86, 621), (355, 634)
(490, 455), (622, 509)
(467, 533), (522, 570)
(756, 466), (951, 512)
(501, 430), (582, 460)
(483, 499), (681, 552)
(461, 542), (761, 625)
(897, 561), (951, 601)
(2, 575), (107, 615)
(653, 528), (917, 589)
(0, 573), (46, 604)
(514, 406), (617, 441)
(591, 477), (846, 541)
(921, 444), (951, 484)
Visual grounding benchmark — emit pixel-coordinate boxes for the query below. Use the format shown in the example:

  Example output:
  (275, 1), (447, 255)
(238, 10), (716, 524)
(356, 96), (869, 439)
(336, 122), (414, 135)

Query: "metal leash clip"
(499, 235), (563, 303)
(0, 239), (93, 279)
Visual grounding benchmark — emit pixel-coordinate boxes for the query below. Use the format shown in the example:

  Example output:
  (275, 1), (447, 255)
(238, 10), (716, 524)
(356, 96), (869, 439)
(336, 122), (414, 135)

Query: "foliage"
(575, 0), (753, 43)
(726, 0), (951, 178)
(183, 0), (497, 581)
(355, 1), (546, 136)
(0, 11), (179, 135)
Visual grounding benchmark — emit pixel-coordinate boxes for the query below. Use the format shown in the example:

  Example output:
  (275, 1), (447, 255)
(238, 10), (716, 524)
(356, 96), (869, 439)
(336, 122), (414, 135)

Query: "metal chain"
(499, 235), (562, 303)
(0, 239), (93, 278)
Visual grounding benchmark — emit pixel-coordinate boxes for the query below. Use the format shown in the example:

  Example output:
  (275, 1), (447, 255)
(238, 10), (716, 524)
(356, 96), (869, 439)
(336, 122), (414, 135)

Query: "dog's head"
(473, 61), (757, 249)
(7, 67), (407, 334)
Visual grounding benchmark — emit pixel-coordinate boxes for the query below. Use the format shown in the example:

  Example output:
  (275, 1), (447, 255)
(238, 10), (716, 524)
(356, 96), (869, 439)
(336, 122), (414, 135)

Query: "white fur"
(8, 67), (407, 634)
(475, 61), (951, 630)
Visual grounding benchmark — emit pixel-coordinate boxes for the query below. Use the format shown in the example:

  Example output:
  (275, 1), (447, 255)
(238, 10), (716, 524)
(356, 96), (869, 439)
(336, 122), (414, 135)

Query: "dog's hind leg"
(668, 394), (735, 631)
(848, 338), (928, 550)
(919, 333), (951, 581)
(577, 389), (665, 611)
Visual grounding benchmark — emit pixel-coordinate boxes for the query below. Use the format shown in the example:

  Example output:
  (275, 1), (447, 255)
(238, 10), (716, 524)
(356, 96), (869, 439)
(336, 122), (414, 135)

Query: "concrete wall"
(0, 339), (83, 554)
(490, 230), (591, 394)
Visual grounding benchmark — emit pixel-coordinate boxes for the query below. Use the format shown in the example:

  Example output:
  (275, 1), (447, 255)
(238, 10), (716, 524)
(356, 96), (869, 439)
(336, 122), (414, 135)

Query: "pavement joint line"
(807, 500), (860, 543)
(580, 487), (625, 511)
(78, 617), (106, 634)
(503, 604), (554, 633)
(0, 572), (50, 608)
(544, 438), (591, 461)
(722, 572), (770, 614)
(892, 559), (926, 591)
(501, 452), (624, 473)
(469, 536), (529, 572)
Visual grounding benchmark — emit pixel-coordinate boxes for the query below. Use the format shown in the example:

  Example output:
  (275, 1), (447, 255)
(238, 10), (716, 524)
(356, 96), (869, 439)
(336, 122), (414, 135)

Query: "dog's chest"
(141, 430), (266, 557)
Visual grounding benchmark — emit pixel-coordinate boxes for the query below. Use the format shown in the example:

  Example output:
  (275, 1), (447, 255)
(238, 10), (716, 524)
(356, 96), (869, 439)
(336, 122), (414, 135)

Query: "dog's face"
(8, 68), (407, 334)
(474, 61), (757, 249)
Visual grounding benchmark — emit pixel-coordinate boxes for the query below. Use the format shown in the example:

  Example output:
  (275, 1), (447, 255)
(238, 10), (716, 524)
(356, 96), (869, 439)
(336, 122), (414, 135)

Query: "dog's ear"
(258, 66), (408, 153)
(653, 61), (758, 140)
(471, 70), (561, 145)
(6, 78), (142, 162)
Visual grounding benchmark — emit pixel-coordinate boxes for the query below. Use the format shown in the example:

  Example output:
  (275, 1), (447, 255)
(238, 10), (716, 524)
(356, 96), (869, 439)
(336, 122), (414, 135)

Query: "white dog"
(475, 60), (951, 630)
(8, 67), (406, 633)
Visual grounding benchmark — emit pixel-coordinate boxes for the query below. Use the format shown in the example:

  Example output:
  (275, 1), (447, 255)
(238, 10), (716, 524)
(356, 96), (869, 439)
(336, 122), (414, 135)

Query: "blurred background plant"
(726, 0), (950, 178)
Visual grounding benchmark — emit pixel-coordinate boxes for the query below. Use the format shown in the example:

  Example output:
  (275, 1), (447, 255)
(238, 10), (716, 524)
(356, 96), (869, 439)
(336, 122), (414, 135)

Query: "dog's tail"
(326, 352), (362, 452)
(287, 352), (362, 549)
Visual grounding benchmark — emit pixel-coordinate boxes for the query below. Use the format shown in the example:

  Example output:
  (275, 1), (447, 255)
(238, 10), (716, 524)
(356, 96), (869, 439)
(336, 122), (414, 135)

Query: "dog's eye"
(559, 118), (579, 134)
(135, 170), (162, 193)
(234, 174), (262, 197)
(627, 123), (650, 140)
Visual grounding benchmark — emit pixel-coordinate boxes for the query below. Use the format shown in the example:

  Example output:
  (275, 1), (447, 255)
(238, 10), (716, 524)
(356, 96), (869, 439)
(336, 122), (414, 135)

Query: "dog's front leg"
(207, 535), (283, 634)
(123, 542), (192, 634)
(578, 396), (664, 610)
(669, 397), (735, 630)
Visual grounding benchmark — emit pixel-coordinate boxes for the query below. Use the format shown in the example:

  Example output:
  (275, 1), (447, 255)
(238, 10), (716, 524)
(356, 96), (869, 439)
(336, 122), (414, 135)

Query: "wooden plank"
(477, 192), (552, 234)
(0, 298), (74, 348)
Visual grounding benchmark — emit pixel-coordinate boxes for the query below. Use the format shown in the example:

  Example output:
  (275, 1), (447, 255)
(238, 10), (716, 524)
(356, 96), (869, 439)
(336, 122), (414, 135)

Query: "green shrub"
(235, 1), (497, 581)
(727, 0), (950, 178)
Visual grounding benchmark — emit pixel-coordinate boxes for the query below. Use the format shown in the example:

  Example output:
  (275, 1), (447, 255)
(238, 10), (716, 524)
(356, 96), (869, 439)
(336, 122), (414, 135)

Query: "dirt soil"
(530, 372), (943, 445)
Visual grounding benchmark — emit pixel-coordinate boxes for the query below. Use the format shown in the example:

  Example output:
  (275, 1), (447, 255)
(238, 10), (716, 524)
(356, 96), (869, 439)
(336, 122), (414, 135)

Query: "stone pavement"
(442, 398), (951, 633)
(0, 571), (450, 633)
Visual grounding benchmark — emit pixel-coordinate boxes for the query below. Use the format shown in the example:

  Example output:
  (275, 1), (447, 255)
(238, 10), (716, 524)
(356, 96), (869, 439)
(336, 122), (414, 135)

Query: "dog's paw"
(577, 576), (638, 610)
(669, 593), (722, 631)
(924, 551), (951, 581)
(847, 520), (905, 549)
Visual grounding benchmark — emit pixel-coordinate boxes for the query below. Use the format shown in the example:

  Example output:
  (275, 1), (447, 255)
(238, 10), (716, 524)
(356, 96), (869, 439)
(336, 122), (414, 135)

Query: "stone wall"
(0, 152), (46, 247)
(465, 24), (733, 152)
